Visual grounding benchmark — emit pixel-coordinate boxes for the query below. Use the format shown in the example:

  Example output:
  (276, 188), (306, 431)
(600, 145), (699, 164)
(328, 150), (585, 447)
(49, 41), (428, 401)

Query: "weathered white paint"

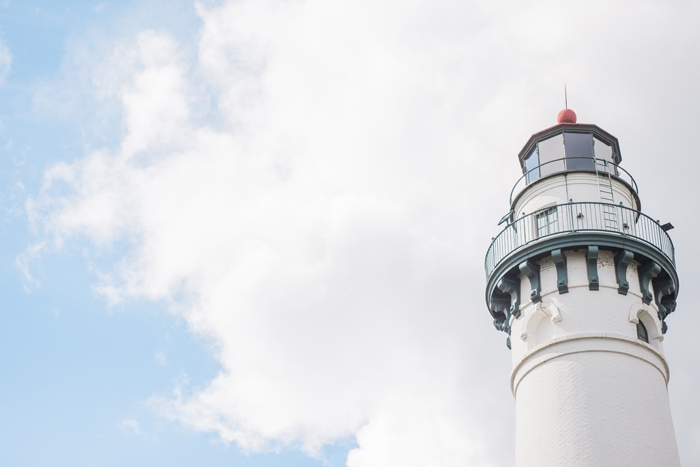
(513, 172), (637, 219)
(509, 249), (680, 466)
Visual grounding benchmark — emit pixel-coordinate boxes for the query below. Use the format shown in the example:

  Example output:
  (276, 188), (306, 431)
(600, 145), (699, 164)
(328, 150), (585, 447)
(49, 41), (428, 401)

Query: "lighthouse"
(484, 109), (680, 466)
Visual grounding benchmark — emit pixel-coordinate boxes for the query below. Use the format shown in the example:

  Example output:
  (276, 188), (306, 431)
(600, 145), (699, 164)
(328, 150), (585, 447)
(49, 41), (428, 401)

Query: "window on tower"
(637, 320), (649, 343)
(535, 206), (558, 237)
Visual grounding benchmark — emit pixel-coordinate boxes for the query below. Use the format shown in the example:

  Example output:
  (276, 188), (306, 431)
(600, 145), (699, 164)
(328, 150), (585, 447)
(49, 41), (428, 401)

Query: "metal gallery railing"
(510, 158), (639, 205)
(485, 202), (675, 278)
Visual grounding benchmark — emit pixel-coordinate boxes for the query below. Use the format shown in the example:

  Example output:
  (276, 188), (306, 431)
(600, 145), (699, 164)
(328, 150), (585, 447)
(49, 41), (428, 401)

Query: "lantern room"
(518, 123), (622, 184)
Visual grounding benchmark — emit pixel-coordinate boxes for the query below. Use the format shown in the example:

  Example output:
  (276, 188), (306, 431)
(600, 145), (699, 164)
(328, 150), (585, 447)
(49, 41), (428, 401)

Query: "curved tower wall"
(510, 249), (679, 466)
(512, 173), (639, 219)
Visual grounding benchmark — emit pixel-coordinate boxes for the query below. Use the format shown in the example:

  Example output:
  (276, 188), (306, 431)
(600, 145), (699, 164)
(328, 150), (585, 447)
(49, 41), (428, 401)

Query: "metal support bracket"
(489, 292), (511, 333)
(614, 250), (634, 295)
(497, 276), (521, 320)
(586, 246), (599, 291)
(652, 277), (677, 333)
(519, 259), (541, 304)
(638, 261), (661, 305)
(551, 249), (568, 294)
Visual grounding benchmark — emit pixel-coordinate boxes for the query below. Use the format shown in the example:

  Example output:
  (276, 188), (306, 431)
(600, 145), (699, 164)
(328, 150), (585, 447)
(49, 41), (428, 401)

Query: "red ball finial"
(557, 108), (577, 124)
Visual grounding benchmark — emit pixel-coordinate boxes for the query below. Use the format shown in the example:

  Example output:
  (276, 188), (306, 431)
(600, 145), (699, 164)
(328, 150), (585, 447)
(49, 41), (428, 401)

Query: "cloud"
(23, 0), (700, 465)
(15, 241), (45, 292)
(155, 351), (167, 366)
(119, 418), (142, 435)
(0, 39), (11, 85)
(27, 13), (504, 462)
(0, 180), (25, 221)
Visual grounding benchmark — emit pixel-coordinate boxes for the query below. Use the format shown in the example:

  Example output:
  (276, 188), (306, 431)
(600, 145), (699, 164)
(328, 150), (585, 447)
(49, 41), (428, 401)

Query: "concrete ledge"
(510, 332), (669, 396)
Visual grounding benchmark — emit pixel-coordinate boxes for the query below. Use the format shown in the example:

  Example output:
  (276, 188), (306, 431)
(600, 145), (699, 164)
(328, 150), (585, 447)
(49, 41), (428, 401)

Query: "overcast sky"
(2, 1), (700, 466)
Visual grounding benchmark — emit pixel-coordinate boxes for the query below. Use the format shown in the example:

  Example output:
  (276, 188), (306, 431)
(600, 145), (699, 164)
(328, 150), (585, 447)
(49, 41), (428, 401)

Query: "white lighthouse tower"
(485, 109), (680, 466)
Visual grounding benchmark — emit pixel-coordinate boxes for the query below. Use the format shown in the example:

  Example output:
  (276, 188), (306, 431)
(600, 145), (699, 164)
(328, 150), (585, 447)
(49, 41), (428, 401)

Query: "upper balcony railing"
(509, 157), (639, 206)
(485, 201), (675, 279)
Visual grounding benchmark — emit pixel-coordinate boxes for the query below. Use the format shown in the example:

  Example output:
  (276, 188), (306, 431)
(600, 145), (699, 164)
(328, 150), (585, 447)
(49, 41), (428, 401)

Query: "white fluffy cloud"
(25, 0), (700, 465)
(0, 39), (10, 85)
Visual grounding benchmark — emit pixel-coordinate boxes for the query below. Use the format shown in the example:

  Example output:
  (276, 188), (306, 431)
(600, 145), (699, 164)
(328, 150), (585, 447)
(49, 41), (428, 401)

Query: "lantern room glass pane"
(564, 132), (594, 171)
(593, 137), (616, 175)
(525, 148), (540, 184)
(538, 134), (565, 177)
(594, 137), (613, 161)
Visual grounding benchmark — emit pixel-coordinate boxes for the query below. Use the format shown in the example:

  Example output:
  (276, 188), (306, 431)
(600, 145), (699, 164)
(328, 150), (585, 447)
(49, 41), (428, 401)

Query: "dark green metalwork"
(487, 233), (677, 297)
(587, 246), (599, 291)
(497, 276), (521, 319)
(638, 261), (661, 305)
(660, 297), (675, 334)
(551, 249), (568, 294)
(519, 259), (541, 304)
(484, 231), (679, 333)
(487, 235), (677, 300)
(653, 277), (677, 334)
(614, 250), (634, 295)
(491, 274), (522, 340)
(489, 289), (510, 334)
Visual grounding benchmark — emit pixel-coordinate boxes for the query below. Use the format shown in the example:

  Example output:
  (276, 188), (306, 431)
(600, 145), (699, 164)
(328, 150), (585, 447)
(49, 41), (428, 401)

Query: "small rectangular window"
(536, 207), (558, 237)
(637, 321), (648, 343)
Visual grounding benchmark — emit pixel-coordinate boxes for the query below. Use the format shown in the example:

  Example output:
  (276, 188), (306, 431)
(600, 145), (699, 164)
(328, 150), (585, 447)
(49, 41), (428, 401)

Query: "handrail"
(485, 202), (675, 278)
(509, 158), (639, 206)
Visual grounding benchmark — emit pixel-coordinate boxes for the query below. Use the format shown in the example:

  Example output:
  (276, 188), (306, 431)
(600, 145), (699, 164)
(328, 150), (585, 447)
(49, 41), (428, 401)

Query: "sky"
(2, 0), (700, 466)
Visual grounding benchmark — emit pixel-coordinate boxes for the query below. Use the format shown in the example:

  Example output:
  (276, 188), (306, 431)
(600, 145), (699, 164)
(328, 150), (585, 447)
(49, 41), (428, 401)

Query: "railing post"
(568, 202), (574, 233)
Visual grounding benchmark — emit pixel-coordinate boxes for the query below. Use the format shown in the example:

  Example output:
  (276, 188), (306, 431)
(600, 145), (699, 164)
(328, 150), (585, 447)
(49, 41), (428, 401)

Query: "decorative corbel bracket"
(551, 249), (568, 294)
(638, 261), (661, 305)
(652, 277), (676, 334)
(653, 277), (676, 319)
(497, 276), (522, 319)
(520, 299), (562, 344)
(614, 250), (634, 295)
(586, 246), (599, 291)
(660, 296), (677, 316)
(490, 293), (510, 333)
(519, 259), (541, 304)
(538, 299), (562, 323)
